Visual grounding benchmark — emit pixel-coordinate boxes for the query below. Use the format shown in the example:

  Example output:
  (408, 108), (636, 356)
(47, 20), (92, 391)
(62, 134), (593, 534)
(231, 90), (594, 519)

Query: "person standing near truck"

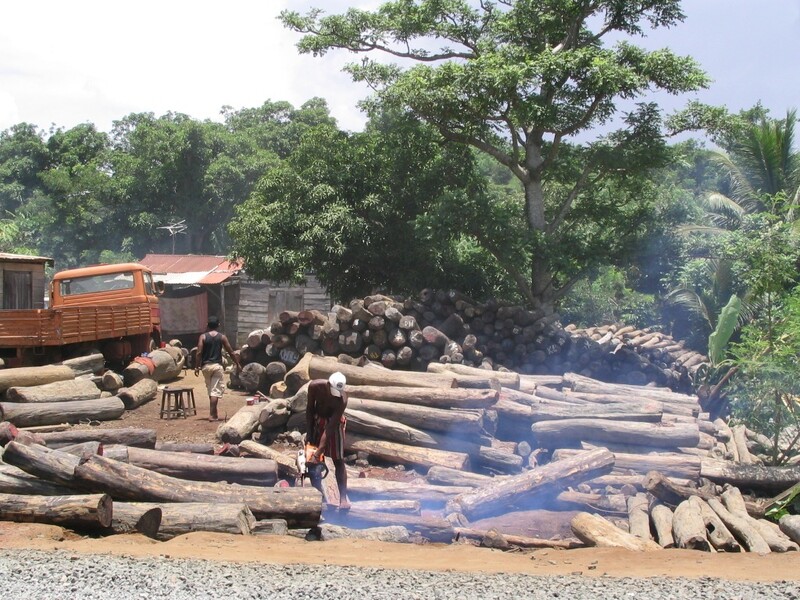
(194, 316), (241, 421)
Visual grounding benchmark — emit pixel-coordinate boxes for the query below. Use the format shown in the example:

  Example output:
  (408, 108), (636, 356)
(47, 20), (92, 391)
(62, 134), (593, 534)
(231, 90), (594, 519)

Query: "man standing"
(305, 371), (350, 510)
(194, 316), (241, 421)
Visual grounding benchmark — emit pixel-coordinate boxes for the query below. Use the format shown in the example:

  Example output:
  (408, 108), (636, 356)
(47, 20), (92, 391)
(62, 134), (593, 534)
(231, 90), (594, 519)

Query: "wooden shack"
(0, 253), (53, 310)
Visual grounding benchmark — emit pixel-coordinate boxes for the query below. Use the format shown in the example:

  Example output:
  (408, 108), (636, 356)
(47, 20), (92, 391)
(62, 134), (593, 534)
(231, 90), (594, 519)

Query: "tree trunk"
(40, 428), (157, 449)
(117, 501), (255, 539)
(672, 496), (711, 551)
(72, 455), (321, 527)
(529, 401), (663, 423)
(344, 409), (438, 447)
(0, 492), (112, 529)
(154, 442), (215, 454)
(454, 527), (581, 550)
(347, 397), (485, 434)
(216, 404), (262, 444)
(344, 385), (498, 409)
(427, 363), (521, 389)
(452, 448), (614, 520)
(101, 503), (162, 538)
(309, 356), (458, 388)
(0, 463), (74, 496)
(553, 448), (701, 480)
(345, 434), (470, 471)
(1, 441), (82, 488)
(570, 512), (662, 551)
(0, 397), (125, 428)
(701, 460), (800, 493)
(60, 353), (105, 377)
(238, 440), (300, 480)
(350, 500), (421, 515)
(426, 466), (495, 488)
(779, 515), (800, 545)
(721, 486), (798, 552)
(532, 419), (699, 450)
(627, 493), (652, 540)
(117, 379), (158, 410)
(696, 497), (741, 552)
(706, 497), (771, 553)
(325, 508), (453, 543)
(6, 378), (102, 403)
(0, 365), (75, 394)
(346, 476), (471, 506)
(649, 502), (675, 548)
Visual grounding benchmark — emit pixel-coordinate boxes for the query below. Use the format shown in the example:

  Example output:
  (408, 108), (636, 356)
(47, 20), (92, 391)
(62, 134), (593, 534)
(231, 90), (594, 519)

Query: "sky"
(1, 1), (798, 136)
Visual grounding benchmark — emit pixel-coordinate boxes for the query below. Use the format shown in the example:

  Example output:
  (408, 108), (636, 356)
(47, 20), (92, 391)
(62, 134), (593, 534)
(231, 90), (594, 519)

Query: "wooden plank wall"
(235, 275), (331, 347)
(0, 262), (47, 309)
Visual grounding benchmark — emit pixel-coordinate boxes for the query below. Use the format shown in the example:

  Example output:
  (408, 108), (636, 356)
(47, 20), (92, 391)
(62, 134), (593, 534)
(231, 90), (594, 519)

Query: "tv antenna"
(157, 220), (188, 254)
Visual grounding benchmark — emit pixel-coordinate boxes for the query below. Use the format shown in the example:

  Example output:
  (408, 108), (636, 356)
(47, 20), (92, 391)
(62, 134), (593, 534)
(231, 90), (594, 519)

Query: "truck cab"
(52, 262), (162, 308)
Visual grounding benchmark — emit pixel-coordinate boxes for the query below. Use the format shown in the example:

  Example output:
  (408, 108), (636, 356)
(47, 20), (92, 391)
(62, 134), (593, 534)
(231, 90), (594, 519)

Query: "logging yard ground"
(0, 371), (797, 583)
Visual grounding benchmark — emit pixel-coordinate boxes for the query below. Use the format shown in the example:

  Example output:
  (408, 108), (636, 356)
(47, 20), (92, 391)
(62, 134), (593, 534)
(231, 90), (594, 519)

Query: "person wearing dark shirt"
(305, 371), (350, 510)
(194, 316), (241, 421)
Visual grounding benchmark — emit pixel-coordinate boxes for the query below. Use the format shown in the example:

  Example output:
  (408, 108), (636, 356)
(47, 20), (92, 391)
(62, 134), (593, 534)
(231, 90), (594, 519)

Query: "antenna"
(157, 220), (188, 254)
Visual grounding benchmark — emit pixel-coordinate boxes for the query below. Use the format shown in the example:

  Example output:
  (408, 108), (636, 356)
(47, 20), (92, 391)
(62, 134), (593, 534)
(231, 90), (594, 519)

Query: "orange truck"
(0, 262), (163, 367)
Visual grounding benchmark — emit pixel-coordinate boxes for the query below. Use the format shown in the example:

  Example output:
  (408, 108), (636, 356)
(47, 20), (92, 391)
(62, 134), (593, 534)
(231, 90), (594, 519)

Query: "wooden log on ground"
(672, 496), (712, 551)
(328, 508), (454, 543)
(40, 428), (157, 449)
(649, 502), (675, 548)
(0, 365), (75, 394)
(427, 363), (521, 389)
(238, 440), (300, 479)
(101, 371), (124, 393)
(701, 460), (800, 493)
(1, 441), (82, 487)
(570, 512), (661, 551)
(350, 500), (421, 515)
(309, 355), (457, 389)
(553, 449), (701, 480)
(346, 476), (471, 506)
(707, 497), (771, 553)
(345, 385), (498, 409)
(0, 397), (125, 428)
(563, 390), (696, 417)
(452, 448), (614, 520)
(563, 373), (699, 407)
(0, 491), (112, 529)
(72, 455), (321, 527)
(60, 353), (105, 376)
(58, 441), (103, 458)
(627, 493), (652, 540)
(426, 466), (495, 488)
(347, 397), (484, 435)
(117, 379), (158, 410)
(216, 404), (262, 444)
(118, 501), (255, 539)
(101, 503), (162, 538)
(779, 515), (800, 545)
(6, 378), (102, 403)
(696, 497), (741, 552)
(154, 442), (215, 454)
(0, 463), (74, 496)
(345, 409), (438, 447)
(551, 491), (628, 514)
(114, 446), (278, 487)
(731, 425), (756, 464)
(531, 419), (699, 450)
(721, 486), (798, 552)
(529, 401), (663, 423)
(345, 434), (470, 471)
(454, 527), (582, 550)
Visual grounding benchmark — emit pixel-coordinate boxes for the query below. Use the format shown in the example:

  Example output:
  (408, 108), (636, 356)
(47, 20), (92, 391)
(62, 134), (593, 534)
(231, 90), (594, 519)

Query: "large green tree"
(281, 0), (710, 310)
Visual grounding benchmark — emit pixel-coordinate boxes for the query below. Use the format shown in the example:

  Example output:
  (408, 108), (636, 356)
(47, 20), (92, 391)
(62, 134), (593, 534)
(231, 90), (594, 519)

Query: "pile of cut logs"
(231, 290), (707, 399)
(1, 347), (798, 552)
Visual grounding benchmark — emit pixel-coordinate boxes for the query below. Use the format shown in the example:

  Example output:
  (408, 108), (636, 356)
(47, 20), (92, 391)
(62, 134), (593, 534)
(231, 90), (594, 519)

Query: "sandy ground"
(5, 371), (798, 582)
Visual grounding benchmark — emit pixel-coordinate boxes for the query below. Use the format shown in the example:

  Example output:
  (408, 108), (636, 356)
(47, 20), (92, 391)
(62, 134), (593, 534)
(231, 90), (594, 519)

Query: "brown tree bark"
(6, 378), (102, 403)
(0, 397), (125, 428)
(570, 512), (662, 551)
(0, 365), (75, 394)
(117, 379), (158, 410)
(0, 491), (112, 529)
(40, 428), (157, 449)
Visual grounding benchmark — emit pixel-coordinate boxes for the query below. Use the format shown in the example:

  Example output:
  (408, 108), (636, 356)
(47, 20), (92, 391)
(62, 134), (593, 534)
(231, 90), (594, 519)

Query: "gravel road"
(1, 549), (798, 600)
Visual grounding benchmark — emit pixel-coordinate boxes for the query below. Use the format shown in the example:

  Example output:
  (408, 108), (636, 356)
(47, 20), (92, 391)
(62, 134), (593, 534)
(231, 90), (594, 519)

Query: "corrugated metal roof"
(140, 254), (243, 285)
(0, 252), (53, 264)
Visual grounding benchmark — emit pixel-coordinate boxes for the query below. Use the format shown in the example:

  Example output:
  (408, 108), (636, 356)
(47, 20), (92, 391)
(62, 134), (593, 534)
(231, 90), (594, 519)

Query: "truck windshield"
(59, 272), (135, 296)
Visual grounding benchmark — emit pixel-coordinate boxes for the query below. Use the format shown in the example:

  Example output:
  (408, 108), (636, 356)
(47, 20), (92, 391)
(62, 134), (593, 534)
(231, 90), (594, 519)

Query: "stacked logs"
(231, 291), (707, 397)
(226, 354), (800, 550)
(0, 425), (321, 539)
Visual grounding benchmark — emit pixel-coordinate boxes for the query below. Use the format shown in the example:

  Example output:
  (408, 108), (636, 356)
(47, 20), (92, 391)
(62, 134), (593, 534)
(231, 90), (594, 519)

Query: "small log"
(328, 508), (454, 543)
(570, 512), (661, 551)
(258, 399), (290, 429)
(101, 503), (162, 538)
(40, 428), (157, 449)
(0, 365), (75, 394)
(216, 404), (262, 444)
(779, 515), (800, 545)
(101, 371), (124, 393)
(721, 486), (798, 552)
(0, 491), (112, 529)
(154, 442), (215, 454)
(672, 496), (712, 551)
(452, 448), (614, 520)
(649, 502), (675, 548)
(117, 379), (158, 410)
(426, 466), (494, 488)
(454, 527), (582, 549)
(237, 441), (300, 479)
(707, 497), (771, 553)
(0, 397), (125, 428)
(239, 362), (268, 394)
(627, 493), (652, 540)
(6, 378), (102, 403)
(731, 425), (755, 464)
(696, 497), (741, 552)
(350, 500), (420, 515)
(118, 501), (255, 539)
(554, 449), (701, 480)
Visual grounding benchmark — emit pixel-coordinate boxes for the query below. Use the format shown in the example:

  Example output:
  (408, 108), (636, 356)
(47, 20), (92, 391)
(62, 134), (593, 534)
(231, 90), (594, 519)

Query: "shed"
(0, 253), (53, 310)
(139, 254), (331, 347)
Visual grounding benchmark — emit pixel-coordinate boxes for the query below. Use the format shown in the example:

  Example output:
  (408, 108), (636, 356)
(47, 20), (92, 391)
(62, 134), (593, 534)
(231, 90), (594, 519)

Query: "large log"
(0, 397), (125, 428)
(426, 466), (497, 488)
(707, 497), (771, 553)
(102, 503), (162, 538)
(0, 492), (112, 529)
(350, 500), (420, 515)
(238, 440), (300, 479)
(327, 508), (454, 543)
(779, 515), (800, 545)
(563, 373), (700, 407)
(721, 486), (798, 552)
(6, 378), (102, 403)
(345, 434), (470, 471)
(345, 409), (438, 447)
(553, 448), (701, 480)
(39, 428), (157, 449)
(570, 512), (661, 551)
(672, 496), (712, 551)
(117, 379), (158, 410)
(563, 390), (697, 417)
(347, 397), (484, 435)
(427, 362), (521, 389)
(346, 476), (471, 506)
(649, 502), (675, 548)
(111, 446), (279, 487)
(531, 419), (700, 450)
(216, 404), (262, 444)
(529, 401), (664, 423)
(701, 460), (800, 493)
(154, 442), (215, 454)
(60, 353), (105, 377)
(1, 441), (82, 488)
(627, 493), (652, 540)
(0, 463), (74, 496)
(309, 355), (458, 388)
(72, 455), (321, 527)
(452, 448), (614, 520)
(344, 385), (498, 409)
(118, 501), (255, 539)
(0, 365), (75, 394)
(695, 497), (741, 552)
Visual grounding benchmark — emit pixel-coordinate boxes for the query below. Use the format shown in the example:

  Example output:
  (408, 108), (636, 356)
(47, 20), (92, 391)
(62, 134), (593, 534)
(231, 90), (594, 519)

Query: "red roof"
(139, 254), (243, 285)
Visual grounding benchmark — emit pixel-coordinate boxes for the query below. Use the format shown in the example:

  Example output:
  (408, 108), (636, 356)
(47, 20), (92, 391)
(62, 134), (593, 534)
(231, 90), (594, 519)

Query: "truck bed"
(0, 305), (153, 347)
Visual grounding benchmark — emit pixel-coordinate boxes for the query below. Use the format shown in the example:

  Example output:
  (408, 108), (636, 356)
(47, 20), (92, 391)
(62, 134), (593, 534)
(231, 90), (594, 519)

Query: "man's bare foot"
(338, 498), (351, 511)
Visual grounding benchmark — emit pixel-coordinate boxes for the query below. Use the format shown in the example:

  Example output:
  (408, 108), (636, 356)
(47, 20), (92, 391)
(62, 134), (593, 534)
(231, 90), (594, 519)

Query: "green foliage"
(707, 294), (741, 366)
(558, 266), (658, 328)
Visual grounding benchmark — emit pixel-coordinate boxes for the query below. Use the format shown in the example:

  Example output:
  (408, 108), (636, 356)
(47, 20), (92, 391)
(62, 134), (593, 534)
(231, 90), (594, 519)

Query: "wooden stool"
(160, 386), (194, 419)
